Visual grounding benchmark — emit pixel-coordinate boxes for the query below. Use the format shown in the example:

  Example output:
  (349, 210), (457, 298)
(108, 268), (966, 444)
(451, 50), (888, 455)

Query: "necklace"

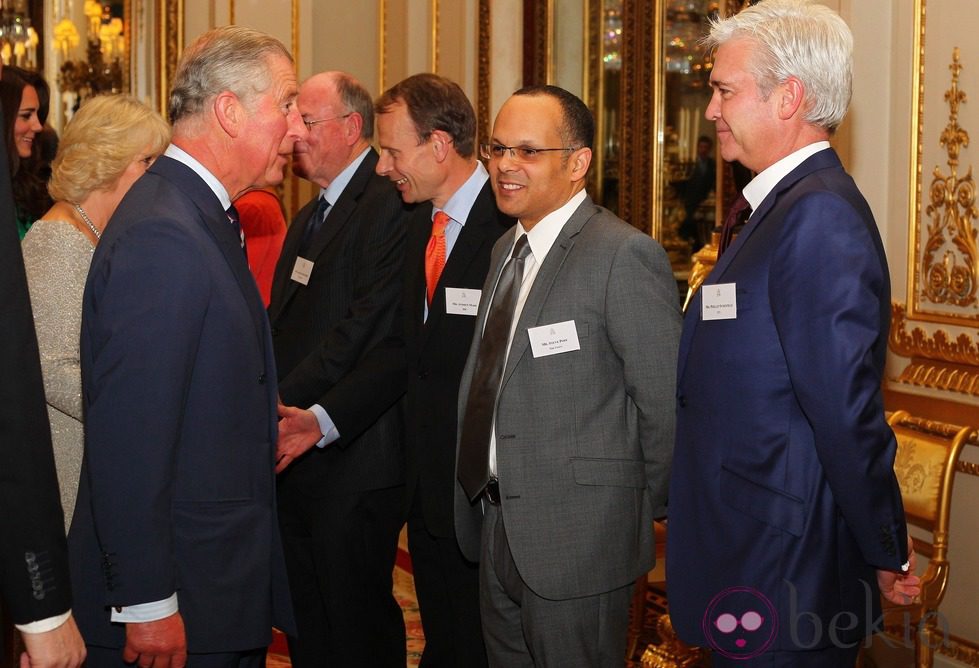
(72, 202), (101, 240)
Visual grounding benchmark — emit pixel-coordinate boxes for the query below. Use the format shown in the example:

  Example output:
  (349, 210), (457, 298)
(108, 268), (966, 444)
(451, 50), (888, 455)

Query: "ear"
(214, 91), (242, 138)
(429, 129), (453, 162)
(344, 112), (364, 146)
(777, 76), (806, 121)
(568, 146), (593, 183)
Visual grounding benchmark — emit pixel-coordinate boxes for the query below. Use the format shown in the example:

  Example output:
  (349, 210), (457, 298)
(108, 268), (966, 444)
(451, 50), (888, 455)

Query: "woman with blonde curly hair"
(22, 94), (169, 526)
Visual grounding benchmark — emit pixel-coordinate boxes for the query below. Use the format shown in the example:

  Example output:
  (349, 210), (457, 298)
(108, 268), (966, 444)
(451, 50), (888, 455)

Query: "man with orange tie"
(373, 74), (512, 667)
(269, 70), (411, 666)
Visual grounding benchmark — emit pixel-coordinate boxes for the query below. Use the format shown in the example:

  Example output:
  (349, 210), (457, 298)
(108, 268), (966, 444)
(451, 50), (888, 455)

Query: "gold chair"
(882, 410), (973, 667)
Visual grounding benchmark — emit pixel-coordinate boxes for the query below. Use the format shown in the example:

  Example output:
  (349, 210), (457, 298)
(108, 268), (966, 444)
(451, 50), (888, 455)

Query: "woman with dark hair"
(1, 67), (49, 239)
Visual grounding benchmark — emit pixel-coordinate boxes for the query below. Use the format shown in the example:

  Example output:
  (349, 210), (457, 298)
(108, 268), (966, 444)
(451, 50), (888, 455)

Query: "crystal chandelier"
(55, 0), (125, 99)
(0, 0), (39, 69)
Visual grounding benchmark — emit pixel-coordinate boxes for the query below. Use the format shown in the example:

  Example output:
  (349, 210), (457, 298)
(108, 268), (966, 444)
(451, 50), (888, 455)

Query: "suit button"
(271, 327), (279, 336)
(677, 395), (687, 408)
(418, 371), (428, 380)
(258, 372), (266, 384)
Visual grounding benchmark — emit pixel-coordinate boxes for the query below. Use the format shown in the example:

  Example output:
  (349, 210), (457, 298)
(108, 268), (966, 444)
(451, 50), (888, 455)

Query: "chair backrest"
(882, 410), (972, 668)
(887, 410), (970, 548)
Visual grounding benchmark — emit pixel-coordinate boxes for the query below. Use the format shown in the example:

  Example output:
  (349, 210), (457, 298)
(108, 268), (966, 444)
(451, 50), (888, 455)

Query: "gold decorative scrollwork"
(890, 302), (979, 395)
(920, 48), (979, 308)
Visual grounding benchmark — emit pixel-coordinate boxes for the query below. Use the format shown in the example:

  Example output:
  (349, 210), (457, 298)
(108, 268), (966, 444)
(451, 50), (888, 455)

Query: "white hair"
(703, 0), (853, 132)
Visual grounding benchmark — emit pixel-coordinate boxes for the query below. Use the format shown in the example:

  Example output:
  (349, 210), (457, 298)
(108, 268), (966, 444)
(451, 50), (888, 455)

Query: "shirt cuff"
(14, 610), (71, 634)
(110, 593), (179, 623)
(901, 560), (910, 573)
(309, 403), (340, 447)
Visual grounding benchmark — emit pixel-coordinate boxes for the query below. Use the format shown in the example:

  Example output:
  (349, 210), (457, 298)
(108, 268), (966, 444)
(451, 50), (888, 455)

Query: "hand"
(878, 534), (922, 606)
(18, 614), (86, 668)
(122, 613), (187, 668)
(276, 403), (322, 473)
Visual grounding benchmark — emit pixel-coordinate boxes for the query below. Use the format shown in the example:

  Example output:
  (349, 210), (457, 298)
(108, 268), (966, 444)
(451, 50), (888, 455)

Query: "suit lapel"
(500, 197), (595, 386)
(269, 150), (380, 323)
(422, 183), (496, 344)
(153, 156), (268, 350)
(269, 197), (317, 322)
(676, 148), (844, 380)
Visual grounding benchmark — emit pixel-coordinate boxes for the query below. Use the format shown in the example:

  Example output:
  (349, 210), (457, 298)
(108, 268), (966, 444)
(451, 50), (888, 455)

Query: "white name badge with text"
(702, 282), (737, 321)
(290, 257), (314, 286)
(528, 320), (581, 358)
(445, 287), (481, 316)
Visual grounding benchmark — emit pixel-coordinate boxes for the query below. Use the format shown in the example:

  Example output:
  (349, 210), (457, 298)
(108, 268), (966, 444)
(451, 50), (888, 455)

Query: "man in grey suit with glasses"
(454, 85), (681, 665)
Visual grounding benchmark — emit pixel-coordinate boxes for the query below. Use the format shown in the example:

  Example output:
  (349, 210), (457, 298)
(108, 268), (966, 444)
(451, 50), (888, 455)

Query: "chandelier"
(55, 0), (125, 99)
(0, 0), (39, 68)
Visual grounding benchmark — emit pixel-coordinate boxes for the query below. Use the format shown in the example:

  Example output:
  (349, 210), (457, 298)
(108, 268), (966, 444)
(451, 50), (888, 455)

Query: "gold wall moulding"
(920, 48), (978, 309)
(890, 302), (979, 396)
(907, 0), (979, 326)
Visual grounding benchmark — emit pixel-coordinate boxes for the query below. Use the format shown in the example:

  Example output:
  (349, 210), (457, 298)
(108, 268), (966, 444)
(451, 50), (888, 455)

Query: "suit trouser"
(85, 645), (267, 667)
(479, 503), (632, 667)
(277, 482), (405, 668)
(406, 490), (487, 668)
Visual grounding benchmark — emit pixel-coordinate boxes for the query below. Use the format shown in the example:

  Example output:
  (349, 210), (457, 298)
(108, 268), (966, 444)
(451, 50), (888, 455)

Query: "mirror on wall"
(532, 0), (735, 291)
(658, 0), (717, 271)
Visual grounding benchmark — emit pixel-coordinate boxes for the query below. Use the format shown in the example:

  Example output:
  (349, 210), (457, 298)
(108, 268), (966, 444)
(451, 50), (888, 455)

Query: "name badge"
(290, 257), (314, 286)
(702, 282), (737, 320)
(528, 320), (581, 358)
(445, 287), (481, 316)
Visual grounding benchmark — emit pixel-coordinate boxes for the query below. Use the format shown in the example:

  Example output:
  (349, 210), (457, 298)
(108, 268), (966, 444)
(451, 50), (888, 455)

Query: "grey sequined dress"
(22, 220), (94, 529)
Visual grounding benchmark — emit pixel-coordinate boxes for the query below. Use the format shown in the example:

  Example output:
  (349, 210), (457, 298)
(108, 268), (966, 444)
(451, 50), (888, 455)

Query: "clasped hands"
(275, 399), (323, 474)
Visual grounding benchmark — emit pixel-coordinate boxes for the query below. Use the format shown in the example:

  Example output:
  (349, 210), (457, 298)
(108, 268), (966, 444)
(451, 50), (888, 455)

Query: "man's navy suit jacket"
(668, 148), (908, 653)
(69, 156), (294, 652)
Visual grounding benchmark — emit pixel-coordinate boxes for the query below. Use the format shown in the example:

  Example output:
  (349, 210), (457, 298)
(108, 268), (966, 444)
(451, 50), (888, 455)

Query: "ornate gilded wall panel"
(907, 0), (979, 326)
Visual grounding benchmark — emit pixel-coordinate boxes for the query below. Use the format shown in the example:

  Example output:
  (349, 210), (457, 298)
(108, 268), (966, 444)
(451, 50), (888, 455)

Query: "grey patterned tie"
(457, 234), (532, 502)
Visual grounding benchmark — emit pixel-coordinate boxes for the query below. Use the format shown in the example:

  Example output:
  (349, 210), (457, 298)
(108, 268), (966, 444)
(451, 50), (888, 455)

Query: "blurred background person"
(234, 186), (287, 306)
(0, 67), (51, 239)
(22, 94), (169, 528)
(678, 134), (716, 251)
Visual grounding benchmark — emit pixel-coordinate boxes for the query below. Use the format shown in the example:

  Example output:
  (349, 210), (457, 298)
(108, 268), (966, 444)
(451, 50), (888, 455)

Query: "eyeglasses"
(479, 143), (577, 163)
(303, 113), (352, 131)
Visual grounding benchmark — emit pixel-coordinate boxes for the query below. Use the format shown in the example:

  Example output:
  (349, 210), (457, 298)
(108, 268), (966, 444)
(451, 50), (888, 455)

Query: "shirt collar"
(165, 144), (232, 210)
(743, 141), (832, 213)
(518, 189), (588, 263)
(434, 161), (489, 226)
(322, 146), (371, 205)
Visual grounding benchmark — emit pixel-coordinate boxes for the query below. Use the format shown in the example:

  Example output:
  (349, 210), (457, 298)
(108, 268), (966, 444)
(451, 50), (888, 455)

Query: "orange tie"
(425, 211), (450, 304)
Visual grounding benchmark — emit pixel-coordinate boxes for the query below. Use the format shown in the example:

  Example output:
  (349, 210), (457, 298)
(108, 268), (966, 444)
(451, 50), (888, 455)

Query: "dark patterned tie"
(457, 234), (532, 502)
(717, 194), (751, 258)
(300, 195), (331, 253)
(227, 204), (246, 260)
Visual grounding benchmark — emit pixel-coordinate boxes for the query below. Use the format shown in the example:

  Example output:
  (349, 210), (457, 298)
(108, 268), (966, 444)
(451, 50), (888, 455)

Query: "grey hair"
(168, 25), (292, 125)
(703, 0), (853, 132)
(333, 73), (374, 140)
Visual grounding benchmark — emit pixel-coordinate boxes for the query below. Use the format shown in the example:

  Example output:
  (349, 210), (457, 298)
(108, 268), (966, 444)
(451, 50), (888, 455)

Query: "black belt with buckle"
(484, 478), (501, 505)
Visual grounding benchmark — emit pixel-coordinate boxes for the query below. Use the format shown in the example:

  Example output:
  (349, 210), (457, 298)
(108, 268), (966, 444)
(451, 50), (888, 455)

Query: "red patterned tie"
(718, 194), (751, 258)
(425, 211), (450, 304)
